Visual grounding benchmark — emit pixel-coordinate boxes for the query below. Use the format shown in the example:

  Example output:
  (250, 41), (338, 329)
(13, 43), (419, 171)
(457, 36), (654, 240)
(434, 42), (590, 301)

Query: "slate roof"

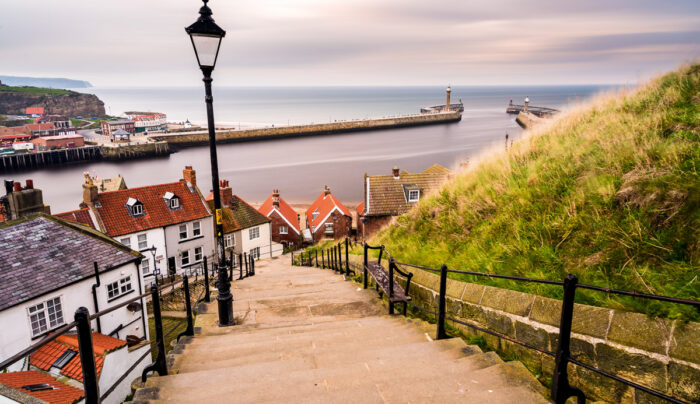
(0, 370), (84, 404)
(205, 194), (269, 234)
(258, 193), (300, 234)
(363, 164), (451, 216)
(30, 333), (126, 382)
(305, 190), (351, 233)
(0, 214), (139, 311)
(93, 181), (211, 237)
(54, 209), (95, 229)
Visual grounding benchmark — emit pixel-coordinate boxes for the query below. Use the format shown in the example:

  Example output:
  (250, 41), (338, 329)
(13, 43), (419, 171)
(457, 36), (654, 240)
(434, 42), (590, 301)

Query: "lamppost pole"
(186, 0), (233, 326)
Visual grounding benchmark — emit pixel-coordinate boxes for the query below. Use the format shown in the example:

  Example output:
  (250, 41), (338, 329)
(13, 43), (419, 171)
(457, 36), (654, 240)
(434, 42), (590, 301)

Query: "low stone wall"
(344, 257), (698, 403)
(151, 112), (462, 148)
(100, 141), (171, 161)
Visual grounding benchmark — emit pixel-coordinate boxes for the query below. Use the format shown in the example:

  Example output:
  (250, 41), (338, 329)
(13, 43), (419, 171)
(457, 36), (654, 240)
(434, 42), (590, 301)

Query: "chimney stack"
(183, 166), (196, 188)
(392, 166), (400, 179)
(323, 185), (331, 197)
(26, 179), (34, 189)
(219, 179), (232, 208)
(82, 172), (98, 207)
(13, 182), (21, 192)
(272, 189), (280, 207)
(4, 180), (14, 195)
(6, 179), (49, 220)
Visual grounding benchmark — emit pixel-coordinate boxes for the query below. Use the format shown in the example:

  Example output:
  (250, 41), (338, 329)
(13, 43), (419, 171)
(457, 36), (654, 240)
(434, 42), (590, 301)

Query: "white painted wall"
(0, 262), (148, 373)
(117, 228), (166, 288)
(100, 343), (150, 404)
(164, 218), (215, 275)
(240, 223), (279, 259)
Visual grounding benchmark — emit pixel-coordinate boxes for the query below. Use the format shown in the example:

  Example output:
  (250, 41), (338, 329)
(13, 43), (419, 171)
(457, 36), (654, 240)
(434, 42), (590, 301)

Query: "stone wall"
(345, 257), (699, 403)
(99, 142), (171, 161)
(152, 111), (462, 148)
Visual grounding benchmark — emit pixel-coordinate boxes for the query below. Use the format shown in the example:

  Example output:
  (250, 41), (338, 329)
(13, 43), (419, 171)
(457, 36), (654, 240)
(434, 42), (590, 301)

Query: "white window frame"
(137, 234), (148, 250)
(249, 227), (260, 240)
(250, 247), (260, 260)
(324, 222), (334, 233)
(28, 297), (64, 337)
(194, 246), (203, 262)
(141, 258), (151, 274)
(181, 250), (190, 266)
(408, 189), (420, 202)
(132, 204), (144, 215)
(279, 225), (288, 235)
(170, 198), (180, 209)
(193, 221), (201, 237)
(224, 234), (234, 248)
(107, 276), (133, 300)
(120, 237), (131, 248)
(179, 224), (188, 240)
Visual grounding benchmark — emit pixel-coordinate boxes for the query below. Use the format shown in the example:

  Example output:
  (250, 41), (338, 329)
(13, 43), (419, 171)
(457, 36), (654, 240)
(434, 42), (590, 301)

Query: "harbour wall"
(151, 111), (462, 148)
(0, 142), (171, 173)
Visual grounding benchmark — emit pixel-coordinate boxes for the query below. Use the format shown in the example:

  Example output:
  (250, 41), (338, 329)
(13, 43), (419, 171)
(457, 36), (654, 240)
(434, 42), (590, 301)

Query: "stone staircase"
(132, 255), (549, 403)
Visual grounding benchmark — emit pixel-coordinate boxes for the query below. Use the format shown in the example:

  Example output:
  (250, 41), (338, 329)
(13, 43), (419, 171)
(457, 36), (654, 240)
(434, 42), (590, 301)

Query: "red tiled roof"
(356, 202), (365, 216)
(0, 371), (84, 404)
(30, 333), (126, 382)
(94, 181), (211, 237)
(259, 193), (300, 234)
(0, 134), (31, 141)
(26, 107), (44, 115)
(54, 208), (95, 229)
(305, 190), (351, 233)
(25, 123), (55, 131)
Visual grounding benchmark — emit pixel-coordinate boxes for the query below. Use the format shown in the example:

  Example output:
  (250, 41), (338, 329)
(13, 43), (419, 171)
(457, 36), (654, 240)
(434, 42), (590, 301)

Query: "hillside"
(0, 75), (91, 88)
(374, 64), (699, 320)
(0, 85), (105, 117)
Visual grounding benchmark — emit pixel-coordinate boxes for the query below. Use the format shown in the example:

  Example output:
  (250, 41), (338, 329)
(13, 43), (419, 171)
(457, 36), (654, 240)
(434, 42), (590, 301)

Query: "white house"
(206, 179), (283, 261)
(0, 214), (150, 404)
(79, 166), (215, 285)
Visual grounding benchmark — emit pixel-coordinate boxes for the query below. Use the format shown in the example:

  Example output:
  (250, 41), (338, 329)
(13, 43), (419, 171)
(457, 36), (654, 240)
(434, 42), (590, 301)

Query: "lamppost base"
(217, 293), (235, 326)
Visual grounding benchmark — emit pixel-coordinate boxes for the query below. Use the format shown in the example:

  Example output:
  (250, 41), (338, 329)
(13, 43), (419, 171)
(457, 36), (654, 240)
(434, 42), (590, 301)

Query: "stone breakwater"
(343, 256), (699, 404)
(150, 111), (462, 148)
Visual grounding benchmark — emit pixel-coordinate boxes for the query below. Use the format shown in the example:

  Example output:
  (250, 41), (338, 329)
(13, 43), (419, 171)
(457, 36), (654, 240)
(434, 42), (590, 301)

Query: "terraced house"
(206, 179), (283, 261)
(357, 164), (451, 239)
(79, 166), (214, 284)
(258, 189), (301, 249)
(305, 186), (352, 242)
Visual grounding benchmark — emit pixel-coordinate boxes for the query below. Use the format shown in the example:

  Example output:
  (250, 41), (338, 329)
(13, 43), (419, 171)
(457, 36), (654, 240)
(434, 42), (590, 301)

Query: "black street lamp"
(186, 0), (233, 326)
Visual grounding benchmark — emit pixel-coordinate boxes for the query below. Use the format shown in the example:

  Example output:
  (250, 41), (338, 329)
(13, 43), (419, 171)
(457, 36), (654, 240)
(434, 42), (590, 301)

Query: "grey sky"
(1, 0), (698, 86)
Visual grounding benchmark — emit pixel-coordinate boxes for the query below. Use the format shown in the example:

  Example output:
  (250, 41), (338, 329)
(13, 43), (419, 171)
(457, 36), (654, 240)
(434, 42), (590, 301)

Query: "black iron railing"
(0, 258), (219, 404)
(291, 237), (353, 276)
(298, 241), (699, 404)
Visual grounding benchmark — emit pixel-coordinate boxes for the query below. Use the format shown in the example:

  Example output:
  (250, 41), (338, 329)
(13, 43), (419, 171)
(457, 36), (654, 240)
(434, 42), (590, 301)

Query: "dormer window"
(164, 192), (180, 210)
(408, 190), (420, 202)
(312, 210), (319, 220)
(126, 197), (144, 216)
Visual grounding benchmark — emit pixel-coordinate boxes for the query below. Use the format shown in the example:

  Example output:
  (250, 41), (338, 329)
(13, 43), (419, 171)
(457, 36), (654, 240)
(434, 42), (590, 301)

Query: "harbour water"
(1, 85), (610, 212)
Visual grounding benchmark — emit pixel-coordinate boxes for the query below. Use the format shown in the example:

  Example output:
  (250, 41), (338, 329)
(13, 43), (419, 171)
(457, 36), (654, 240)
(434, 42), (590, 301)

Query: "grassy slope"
(0, 85), (72, 95)
(375, 65), (699, 320)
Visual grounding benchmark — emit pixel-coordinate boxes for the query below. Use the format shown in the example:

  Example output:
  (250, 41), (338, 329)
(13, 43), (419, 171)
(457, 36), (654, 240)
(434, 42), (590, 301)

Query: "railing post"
(436, 264), (449, 340)
(251, 255), (255, 276)
(315, 250), (318, 267)
(228, 250), (234, 281)
(142, 285), (168, 382)
(203, 256), (211, 303)
(244, 252), (249, 276)
(388, 259), (395, 315)
(345, 237), (350, 274)
(75, 307), (100, 403)
(177, 275), (195, 342)
(334, 246), (339, 272)
(322, 249), (325, 269)
(552, 274), (585, 404)
(363, 243), (368, 289)
(291, 249), (294, 266)
(337, 243), (343, 274)
(378, 246), (384, 266)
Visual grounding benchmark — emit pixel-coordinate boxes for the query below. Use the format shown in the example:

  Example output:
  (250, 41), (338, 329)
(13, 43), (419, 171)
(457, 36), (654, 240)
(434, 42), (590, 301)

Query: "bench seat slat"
(365, 262), (411, 302)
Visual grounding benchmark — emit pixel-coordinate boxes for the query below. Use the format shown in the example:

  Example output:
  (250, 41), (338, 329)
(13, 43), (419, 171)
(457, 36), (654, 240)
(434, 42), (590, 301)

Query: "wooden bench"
(364, 244), (413, 315)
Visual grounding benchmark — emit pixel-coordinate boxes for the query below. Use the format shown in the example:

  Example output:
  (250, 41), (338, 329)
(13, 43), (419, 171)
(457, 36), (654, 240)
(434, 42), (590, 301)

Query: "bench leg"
(403, 302), (407, 316)
(389, 301), (394, 315)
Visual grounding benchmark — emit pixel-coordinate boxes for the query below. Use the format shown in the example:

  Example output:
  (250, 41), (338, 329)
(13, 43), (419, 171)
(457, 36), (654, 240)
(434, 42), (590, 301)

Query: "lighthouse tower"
(445, 86), (451, 112)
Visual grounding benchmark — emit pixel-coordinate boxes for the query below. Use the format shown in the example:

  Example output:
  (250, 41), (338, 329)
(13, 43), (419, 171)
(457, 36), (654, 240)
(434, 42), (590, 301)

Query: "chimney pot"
(13, 182), (21, 192)
(323, 185), (331, 196)
(392, 167), (400, 179)
(26, 179), (34, 189)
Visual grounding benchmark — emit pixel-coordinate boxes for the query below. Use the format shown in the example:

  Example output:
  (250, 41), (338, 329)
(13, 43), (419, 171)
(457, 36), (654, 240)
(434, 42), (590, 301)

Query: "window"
(120, 238), (131, 248)
(312, 211), (319, 220)
(181, 250), (190, 266)
(408, 190), (420, 202)
(324, 222), (334, 233)
(28, 297), (64, 337)
(250, 247), (260, 260)
(164, 192), (180, 210)
(194, 247), (203, 262)
(193, 221), (201, 237)
(107, 276), (133, 299)
(170, 198), (180, 209)
(137, 234), (147, 250)
(279, 225), (288, 235)
(126, 198), (144, 216)
(249, 227), (260, 240)
(224, 234), (234, 248)
(179, 224), (188, 240)
(141, 258), (151, 274)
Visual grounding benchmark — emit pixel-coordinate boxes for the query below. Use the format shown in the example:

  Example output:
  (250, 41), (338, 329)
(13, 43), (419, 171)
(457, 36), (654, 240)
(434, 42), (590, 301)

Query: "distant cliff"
(0, 75), (92, 88)
(0, 86), (105, 117)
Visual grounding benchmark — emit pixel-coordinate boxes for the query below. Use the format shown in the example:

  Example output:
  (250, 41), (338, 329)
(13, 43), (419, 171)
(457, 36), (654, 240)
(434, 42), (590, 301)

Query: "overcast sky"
(1, 0), (698, 87)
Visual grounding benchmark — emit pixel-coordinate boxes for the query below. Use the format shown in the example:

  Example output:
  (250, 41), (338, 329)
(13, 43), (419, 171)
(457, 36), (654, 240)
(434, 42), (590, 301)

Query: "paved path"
(133, 255), (548, 403)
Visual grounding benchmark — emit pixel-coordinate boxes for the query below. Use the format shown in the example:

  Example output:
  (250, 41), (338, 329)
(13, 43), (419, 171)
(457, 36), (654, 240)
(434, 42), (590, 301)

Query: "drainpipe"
(134, 257), (147, 340)
(91, 262), (102, 333)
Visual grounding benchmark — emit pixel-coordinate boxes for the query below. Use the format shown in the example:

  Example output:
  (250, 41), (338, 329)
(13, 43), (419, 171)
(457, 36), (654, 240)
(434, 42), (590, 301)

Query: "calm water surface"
(1, 86), (609, 212)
